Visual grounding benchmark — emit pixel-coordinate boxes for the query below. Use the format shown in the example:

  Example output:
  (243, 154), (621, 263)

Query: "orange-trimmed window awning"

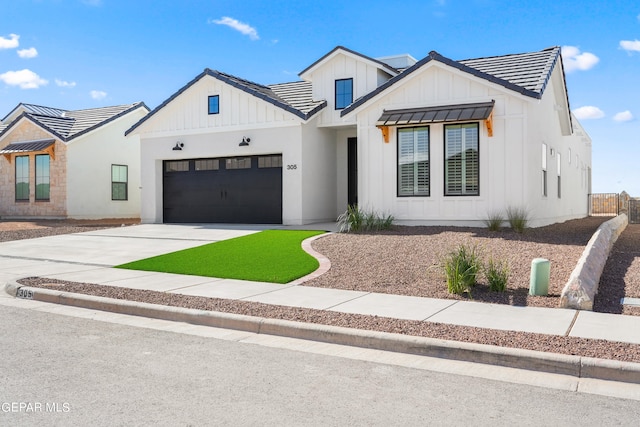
(0, 138), (55, 162)
(376, 100), (495, 142)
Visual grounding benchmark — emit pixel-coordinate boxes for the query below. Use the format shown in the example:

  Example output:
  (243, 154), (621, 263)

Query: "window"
(35, 155), (50, 201)
(335, 78), (353, 110)
(444, 124), (479, 196)
(226, 157), (251, 169)
(111, 164), (128, 201)
(15, 156), (29, 201)
(258, 155), (282, 168)
(208, 95), (219, 114)
(542, 143), (548, 197)
(557, 153), (561, 199)
(195, 159), (219, 171)
(398, 127), (430, 196)
(165, 161), (189, 172)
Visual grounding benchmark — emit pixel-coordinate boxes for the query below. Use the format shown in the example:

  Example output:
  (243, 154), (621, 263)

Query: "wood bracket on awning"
(485, 110), (494, 137)
(377, 125), (390, 143)
(44, 144), (55, 160)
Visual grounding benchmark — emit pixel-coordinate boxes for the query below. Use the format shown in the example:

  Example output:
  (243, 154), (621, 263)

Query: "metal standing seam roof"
(0, 103), (148, 142)
(0, 138), (55, 154)
(376, 101), (495, 126)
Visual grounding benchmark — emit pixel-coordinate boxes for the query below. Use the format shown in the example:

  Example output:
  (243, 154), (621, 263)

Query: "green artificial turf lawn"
(115, 229), (325, 284)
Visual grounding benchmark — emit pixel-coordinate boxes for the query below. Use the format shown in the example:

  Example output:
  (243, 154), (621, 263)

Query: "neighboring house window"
(208, 95), (219, 114)
(542, 143), (548, 197)
(398, 127), (430, 196)
(111, 164), (128, 201)
(444, 124), (479, 196)
(335, 78), (353, 110)
(35, 155), (50, 201)
(15, 156), (29, 201)
(557, 153), (561, 199)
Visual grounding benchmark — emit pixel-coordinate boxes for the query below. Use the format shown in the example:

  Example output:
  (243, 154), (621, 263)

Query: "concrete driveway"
(0, 224), (267, 266)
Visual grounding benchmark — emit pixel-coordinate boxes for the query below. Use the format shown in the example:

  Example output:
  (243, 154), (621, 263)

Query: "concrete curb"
(560, 214), (628, 310)
(7, 281), (640, 385)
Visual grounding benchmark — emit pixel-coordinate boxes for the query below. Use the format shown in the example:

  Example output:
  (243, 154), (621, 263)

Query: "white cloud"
(90, 90), (107, 100)
(17, 47), (38, 59)
(210, 16), (259, 40)
(0, 33), (19, 49)
(613, 110), (634, 122)
(620, 39), (640, 52)
(55, 79), (76, 88)
(573, 106), (605, 120)
(0, 69), (48, 89)
(561, 46), (599, 72)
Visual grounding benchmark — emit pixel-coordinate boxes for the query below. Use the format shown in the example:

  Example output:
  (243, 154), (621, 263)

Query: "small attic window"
(208, 95), (219, 115)
(335, 79), (353, 110)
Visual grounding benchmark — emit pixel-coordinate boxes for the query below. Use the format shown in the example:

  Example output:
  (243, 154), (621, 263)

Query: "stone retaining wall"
(559, 214), (628, 310)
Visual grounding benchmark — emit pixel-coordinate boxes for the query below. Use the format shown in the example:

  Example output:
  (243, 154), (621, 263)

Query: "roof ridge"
(458, 46), (560, 63)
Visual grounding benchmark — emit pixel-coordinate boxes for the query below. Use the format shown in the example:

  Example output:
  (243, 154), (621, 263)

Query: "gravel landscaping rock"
(6, 217), (640, 363)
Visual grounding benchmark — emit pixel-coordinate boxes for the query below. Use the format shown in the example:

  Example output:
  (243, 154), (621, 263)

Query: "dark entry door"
(163, 155), (282, 224)
(347, 137), (358, 206)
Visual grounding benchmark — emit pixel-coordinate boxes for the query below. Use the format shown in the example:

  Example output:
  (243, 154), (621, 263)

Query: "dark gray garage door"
(163, 155), (282, 224)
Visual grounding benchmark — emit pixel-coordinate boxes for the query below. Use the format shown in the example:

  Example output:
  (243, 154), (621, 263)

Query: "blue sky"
(1, 0), (639, 195)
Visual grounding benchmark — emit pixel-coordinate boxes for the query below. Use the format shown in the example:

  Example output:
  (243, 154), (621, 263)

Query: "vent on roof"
(376, 54), (417, 69)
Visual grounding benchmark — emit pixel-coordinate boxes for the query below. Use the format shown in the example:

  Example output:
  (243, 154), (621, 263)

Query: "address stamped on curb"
(16, 288), (34, 300)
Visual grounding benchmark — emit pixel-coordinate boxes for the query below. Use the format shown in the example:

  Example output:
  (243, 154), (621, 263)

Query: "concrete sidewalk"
(1, 223), (639, 346)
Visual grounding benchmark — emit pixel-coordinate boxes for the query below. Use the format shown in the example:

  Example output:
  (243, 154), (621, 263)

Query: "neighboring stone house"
(0, 103), (149, 219)
(126, 45), (591, 227)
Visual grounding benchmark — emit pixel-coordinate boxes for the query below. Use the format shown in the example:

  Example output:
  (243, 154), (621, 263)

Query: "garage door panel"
(163, 156), (282, 224)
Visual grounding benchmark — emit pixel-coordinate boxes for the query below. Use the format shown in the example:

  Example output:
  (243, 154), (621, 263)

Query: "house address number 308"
(286, 164), (297, 170)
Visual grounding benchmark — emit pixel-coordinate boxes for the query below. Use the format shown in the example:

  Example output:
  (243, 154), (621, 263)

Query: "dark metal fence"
(588, 193), (619, 216)
(630, 199), (640, 224)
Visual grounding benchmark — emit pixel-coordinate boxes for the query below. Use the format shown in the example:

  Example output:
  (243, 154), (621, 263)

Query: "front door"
(347, 137), (358, 206)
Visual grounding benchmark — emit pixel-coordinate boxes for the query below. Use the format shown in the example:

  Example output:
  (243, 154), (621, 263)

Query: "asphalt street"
(2, 303), (640, 426)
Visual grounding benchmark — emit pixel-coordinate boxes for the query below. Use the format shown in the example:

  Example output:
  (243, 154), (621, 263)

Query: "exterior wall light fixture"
(173, 141), (184, 151)
(239, 137), (250, 146)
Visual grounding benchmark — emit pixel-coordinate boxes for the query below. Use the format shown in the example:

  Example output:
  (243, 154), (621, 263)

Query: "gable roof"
(126, 69), (327, 135)
(0, 102), (149, 143)
(341, 46), (562, 117)
(299, 45), (400, 78)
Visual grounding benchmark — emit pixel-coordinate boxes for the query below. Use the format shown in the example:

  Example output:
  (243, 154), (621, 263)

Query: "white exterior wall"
(66, 108), (147, 219)
(300, 122), (338, 223)
(135, 75), (337, 225)
(523, 66), (591, 227)
(353, 62), (587, 227)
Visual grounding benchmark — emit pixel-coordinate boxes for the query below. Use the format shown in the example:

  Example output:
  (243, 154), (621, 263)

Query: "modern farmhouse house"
(0, 102), (149, 219)
(126, 46), (592, 227)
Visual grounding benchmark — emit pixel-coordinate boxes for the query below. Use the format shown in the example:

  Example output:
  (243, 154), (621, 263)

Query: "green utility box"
(529, 258), (550, 296)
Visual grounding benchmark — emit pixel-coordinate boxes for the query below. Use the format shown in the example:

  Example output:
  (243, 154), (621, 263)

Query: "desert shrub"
(337, 205), (394, 233)
(506, 206), (529, 233)
(484, 210), (504, 231)
(443, 245), (481, 295)
(485, 257), (509, 292)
